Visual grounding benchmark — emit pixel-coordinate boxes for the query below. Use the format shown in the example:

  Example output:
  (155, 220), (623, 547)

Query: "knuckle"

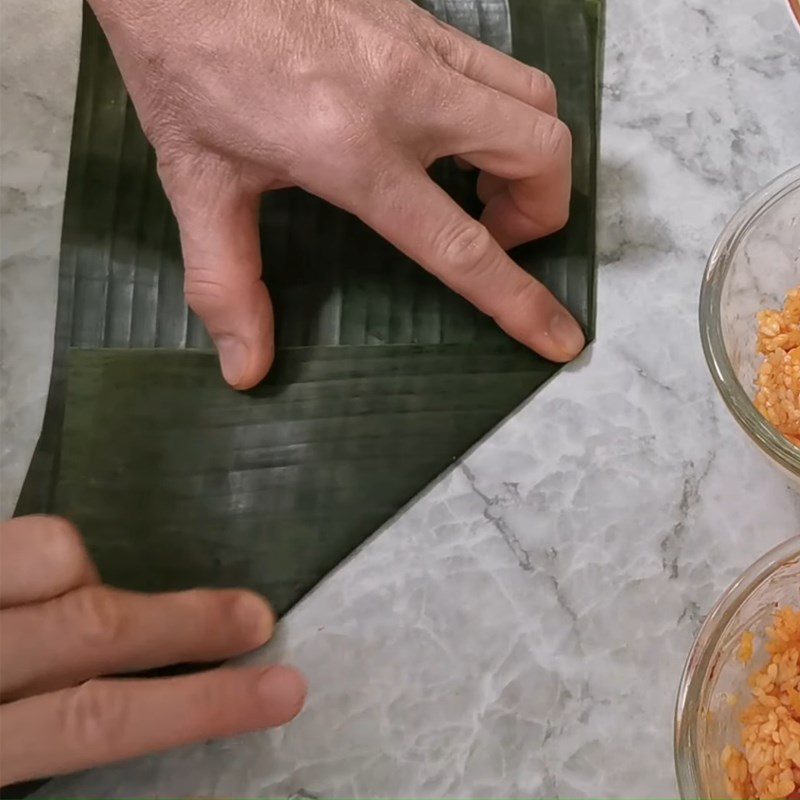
(66, 587), (127, 650)
(386, 48), (431, 100)
(155, 147), (197, 199)
(296, 71), (374, 153)
(507, 276), (549, 312)
(428, 26), (463, 68)
(157, 148), (237, 218)
(183, 269), (228, 316)
(418, 11), (466, 70)
(178, 589), (237, 640)
(495, 278), (551, 337)
(292, 112), (372, 192)
(309, 110), (369, 153)
(537, 116), (572, 161)
(59, 681), (128, 752)
(434, 219), (496, 277)
(191, 672), (231, 719)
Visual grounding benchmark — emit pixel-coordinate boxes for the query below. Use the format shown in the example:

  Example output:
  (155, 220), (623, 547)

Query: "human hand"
(87, 0), (585, 389)
(0, 516), (306, 786)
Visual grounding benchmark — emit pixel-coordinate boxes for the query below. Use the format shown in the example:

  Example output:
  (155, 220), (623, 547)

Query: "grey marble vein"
(1, 0), (800, 796)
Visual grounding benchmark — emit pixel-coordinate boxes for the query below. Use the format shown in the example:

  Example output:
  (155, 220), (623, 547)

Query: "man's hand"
(88, 0), (585, 389)
(0, 516), (306, 786)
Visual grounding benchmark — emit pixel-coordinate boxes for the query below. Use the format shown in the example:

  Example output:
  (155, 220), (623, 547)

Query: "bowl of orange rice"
(675, 536), (800, 799)
(699, 164), (800, 485)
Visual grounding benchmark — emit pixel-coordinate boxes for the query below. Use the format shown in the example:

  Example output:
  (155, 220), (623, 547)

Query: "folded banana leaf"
(16, 0), (602, 616)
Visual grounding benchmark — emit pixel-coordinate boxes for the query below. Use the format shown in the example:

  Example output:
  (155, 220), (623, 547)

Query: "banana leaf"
(16, 0), (602, 616)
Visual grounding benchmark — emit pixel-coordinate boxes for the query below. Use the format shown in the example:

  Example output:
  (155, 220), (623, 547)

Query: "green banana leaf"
(16, 0), (602, 616)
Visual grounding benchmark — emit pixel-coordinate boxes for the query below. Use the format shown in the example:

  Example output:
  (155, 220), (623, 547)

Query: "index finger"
(349, 163), (584, 362)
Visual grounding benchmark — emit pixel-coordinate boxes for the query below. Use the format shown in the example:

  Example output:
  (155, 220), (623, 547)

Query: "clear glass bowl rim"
(674, 535), (800, 798)
(699, 163), (800, 478)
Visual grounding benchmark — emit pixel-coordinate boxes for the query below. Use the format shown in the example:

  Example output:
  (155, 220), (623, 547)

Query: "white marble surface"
(2, 0), (800, 796)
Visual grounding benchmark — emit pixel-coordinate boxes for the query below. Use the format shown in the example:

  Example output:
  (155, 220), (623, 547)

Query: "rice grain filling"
(755, 287), (800, 447)
(722, 607), (800, 800)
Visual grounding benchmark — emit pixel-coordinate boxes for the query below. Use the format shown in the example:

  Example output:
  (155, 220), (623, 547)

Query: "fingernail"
(235, 592), (275, 647)
(549, 310), (585, 358)
(215, 335), (249, 386)
(258, 666), (309, 723)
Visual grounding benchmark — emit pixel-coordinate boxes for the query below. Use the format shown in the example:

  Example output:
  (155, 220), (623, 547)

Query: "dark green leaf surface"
(54, 345), (552, 613)
(17, 0), (602, 614)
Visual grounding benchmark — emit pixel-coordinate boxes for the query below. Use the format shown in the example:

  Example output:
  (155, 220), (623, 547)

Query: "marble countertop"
(2, 0), (799, 796)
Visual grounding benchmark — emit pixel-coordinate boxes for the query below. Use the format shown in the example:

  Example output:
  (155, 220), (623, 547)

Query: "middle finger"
(0, 585), (275, 700)
(444, 84), (572, 250)
(427, 17), (558, 116)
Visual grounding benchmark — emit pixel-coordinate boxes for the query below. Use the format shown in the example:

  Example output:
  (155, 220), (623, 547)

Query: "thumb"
(175, 189), (274, 390)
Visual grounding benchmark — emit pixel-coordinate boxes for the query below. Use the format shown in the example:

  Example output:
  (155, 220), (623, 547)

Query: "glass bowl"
(675, 536), (800, 798)
(790, 0), (800, 34)
(699, 164), (800, 485)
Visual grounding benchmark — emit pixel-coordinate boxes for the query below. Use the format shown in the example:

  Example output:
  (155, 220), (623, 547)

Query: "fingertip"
(495, 278), (585, 363)
(240, 333), (275, 390)
(177, 188), (274, 391)
(216, 335), (250, 387)
(257, 666), (308, 725)
(215, 313), (275, 391)
(545, 309), (586, 362)
(232, 591), (276, 649)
